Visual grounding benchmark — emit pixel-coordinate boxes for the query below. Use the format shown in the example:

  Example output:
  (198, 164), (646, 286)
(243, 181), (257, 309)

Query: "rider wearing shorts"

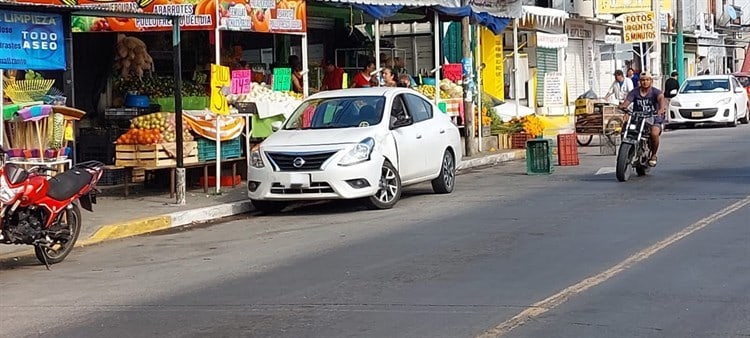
(618, 71), (667, 167)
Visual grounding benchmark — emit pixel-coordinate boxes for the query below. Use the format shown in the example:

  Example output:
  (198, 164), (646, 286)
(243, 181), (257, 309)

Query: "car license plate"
(691, 111), (703, 118)
(286, 173), (311, 188)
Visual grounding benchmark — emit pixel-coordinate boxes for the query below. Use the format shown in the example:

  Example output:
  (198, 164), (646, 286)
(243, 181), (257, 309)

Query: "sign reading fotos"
(623, 12), (657, 44)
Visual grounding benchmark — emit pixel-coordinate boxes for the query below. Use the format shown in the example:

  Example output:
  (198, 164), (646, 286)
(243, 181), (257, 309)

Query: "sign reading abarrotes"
(0, 10), (65, 70)
(623, 12), (657, 44)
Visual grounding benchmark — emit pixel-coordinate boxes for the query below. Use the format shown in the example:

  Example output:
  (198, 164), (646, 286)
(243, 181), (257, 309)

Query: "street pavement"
(1, 124), (750, 338)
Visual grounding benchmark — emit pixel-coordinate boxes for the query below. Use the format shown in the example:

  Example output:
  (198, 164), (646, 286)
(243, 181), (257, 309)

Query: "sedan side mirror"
(391, 115), (413, 129)
(735, 87), (745, 94)
(271, 121), (283, 132)
(669, 89), (678, 96)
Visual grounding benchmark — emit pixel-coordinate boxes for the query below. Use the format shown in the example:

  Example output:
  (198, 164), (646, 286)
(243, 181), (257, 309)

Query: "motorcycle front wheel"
(35, 204), (82, 265)
(616, 143), (634, 182)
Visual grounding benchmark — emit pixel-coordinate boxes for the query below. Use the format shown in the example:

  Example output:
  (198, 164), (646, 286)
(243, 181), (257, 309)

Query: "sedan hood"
(263, 128), (378, 148)
(674, 92), (733, 107)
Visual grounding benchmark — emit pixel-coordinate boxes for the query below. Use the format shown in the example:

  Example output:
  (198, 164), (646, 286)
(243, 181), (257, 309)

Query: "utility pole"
(462, 12), (476, 156)
(676, 0), (685, 83)
(653, 0), (662, 81)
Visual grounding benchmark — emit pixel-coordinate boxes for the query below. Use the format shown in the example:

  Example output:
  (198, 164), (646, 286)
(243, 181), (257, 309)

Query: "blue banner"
(0, 10), (66, 70)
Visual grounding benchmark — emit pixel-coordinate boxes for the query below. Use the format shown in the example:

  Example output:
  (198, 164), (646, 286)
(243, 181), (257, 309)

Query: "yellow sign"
(480, 27), (504, 100)
(64, 121), (74, 141)
(210, 64), (230, 115)
(598, 0), (652, 14)
(623, 12), (657, 43)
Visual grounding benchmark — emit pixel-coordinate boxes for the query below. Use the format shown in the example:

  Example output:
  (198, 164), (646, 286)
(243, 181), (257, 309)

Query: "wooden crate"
(115, 142), (198, 167)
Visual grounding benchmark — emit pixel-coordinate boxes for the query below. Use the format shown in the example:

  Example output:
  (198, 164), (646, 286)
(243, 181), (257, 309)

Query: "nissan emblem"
(292, 157), (306, 168)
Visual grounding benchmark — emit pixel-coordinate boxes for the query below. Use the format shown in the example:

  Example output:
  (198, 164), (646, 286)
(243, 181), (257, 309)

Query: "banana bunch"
(416, 85), (448, 100)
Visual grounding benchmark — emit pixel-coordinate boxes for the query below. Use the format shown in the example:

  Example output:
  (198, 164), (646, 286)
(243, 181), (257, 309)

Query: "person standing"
(320, 59), (344, 91)
(604, 70), (634, 104)
(664, 71), (679, 99)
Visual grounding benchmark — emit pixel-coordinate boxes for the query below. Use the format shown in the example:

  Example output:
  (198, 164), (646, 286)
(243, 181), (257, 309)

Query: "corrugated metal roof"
(323, 0), (461, 7)
(0, 1), (180, 18)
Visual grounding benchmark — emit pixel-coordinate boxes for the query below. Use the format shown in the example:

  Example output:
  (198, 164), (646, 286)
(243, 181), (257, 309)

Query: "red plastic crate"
(557, 133), (579, 166)
(199, 175), (242, 187)
(511, 133), (534, 149)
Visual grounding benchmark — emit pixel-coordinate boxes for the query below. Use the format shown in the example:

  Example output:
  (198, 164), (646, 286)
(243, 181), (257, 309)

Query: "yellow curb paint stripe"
(476, 195), (750, 338)
(78, 215), (172, 246)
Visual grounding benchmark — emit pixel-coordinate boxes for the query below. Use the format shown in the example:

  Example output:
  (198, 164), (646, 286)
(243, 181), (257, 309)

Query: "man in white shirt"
(605, 70), (634, 104)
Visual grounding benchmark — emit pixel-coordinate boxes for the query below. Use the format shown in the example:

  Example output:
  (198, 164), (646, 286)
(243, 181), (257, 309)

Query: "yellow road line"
(477, 195), (750, 338)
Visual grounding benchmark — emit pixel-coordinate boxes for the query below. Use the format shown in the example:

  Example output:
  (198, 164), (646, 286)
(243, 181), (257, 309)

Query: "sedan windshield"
(284, 96), (386, 130)
(680, 79), (730, 93)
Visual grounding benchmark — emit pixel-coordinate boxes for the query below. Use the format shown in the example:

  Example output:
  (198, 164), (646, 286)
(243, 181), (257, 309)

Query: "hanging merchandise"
(114, 35), (155, 80)
(183, 112), (245, 141)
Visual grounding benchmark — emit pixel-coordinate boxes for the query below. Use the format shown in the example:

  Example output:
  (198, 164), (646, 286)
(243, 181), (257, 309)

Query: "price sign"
(231, 70), (252, 94)
(210, 64), (231, 115)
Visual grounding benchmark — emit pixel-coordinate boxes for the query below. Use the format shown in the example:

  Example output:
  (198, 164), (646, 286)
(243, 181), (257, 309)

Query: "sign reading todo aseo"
(0, 10), (65, 70)
(623, 12), (657, 44)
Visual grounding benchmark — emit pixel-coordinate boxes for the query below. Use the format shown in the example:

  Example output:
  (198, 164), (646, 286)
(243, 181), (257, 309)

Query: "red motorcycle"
(0, 147), (104, 268)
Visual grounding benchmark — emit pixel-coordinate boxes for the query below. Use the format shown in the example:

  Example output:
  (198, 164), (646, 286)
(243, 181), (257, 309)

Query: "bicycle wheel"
(604, 117), (623, 147)
(576, 134), (593, 146)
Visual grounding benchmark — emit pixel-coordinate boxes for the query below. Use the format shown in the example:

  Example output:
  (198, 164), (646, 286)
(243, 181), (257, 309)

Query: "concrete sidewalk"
(0, 149), (525, 259)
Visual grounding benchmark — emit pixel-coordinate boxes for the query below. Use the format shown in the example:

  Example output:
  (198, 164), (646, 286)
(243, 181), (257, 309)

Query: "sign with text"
(543, 72), (565, 107)
(17, 0), (306, 33)
(0, 10), (66, 70)
(623, 12), (657, 43)
(536, 32), (568, 49)
(598, 0), (651, 14)
(211, 64), (230, 115)
(231, 70), (252, 94)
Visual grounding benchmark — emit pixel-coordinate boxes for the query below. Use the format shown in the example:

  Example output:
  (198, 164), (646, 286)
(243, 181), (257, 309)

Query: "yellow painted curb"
(78, 215), (172, 246)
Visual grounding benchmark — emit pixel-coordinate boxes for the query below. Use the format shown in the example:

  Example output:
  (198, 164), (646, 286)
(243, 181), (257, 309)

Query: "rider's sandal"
(648, 157), (658, 167)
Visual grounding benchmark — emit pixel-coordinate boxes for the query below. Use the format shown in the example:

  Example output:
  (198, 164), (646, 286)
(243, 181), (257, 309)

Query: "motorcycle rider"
(618, 71), (667, 167)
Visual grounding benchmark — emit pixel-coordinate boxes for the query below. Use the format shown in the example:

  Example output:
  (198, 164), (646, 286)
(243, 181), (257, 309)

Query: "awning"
(323, 0), (460, 6)
(521, 5), (569, 27)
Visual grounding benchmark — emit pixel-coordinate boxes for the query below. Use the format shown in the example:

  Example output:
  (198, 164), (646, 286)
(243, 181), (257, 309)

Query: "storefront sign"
(231, 70), (252, 94)
(623, 12), (657, 43)
(0, 10), (66, 70)
(211, 64), (230, 115)
(18, 0), (306, 33)
(597, 0), (671, 14)
(565, 21), (592, 39)
(543, 72), (565, 107)
(218, 0), (306, 33)
(604, 35), (621, 44)
(536, 32), (568, 49)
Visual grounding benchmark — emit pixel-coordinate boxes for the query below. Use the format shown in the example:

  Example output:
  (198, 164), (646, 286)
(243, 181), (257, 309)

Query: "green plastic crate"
(526, 139), (554, 175)
(154, 96), (209, 112)
(197, 137), (243, 162)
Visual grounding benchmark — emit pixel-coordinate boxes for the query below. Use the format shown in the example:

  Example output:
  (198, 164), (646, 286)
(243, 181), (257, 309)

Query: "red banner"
(17, 0), (306, 33)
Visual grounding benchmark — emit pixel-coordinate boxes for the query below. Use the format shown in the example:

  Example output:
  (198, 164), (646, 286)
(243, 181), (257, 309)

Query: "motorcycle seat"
(47, 169), (93, 201)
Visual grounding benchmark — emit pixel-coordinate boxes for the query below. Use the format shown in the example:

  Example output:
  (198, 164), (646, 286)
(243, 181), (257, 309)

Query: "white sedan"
(247, 87), (462, 213)
(667, 75), (750, 128)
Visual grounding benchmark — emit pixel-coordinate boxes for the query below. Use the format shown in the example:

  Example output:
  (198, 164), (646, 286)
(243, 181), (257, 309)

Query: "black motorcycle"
(616, 110), (653, 182)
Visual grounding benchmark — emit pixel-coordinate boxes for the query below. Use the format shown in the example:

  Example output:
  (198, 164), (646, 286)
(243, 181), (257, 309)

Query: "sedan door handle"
(439, 129), (446, 134)
(416, 134), (423, 139)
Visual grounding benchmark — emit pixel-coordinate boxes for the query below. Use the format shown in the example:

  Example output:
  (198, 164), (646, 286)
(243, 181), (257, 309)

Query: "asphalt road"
(2, 124), (750, 338)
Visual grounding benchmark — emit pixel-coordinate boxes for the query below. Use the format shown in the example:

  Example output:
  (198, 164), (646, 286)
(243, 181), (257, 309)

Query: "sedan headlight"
(0, 177), (23, 204)
(717, 97), (732, 105)
(670, 100), (681, 107)
(250, 144), (265, 168)
(338, 137), (375, 166)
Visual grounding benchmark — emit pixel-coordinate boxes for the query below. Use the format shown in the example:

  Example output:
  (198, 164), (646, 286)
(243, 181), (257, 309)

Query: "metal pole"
(476, 26), (483, 152)
(375, 19), (381, 76)
(676, 0), (685, 83)
(302, 33), (309, 97)
(214, 0), (222, 195)
(653, 0), (662, 82)
(434, 11), (441, 105)
(513, 18), (520, 118)
(173, 18), (186, 205)
(462, 13), (475, 156)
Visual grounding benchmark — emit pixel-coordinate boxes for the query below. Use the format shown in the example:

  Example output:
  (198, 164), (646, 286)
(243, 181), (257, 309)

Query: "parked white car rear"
(667, 75), (750, 128)
(247, 87), (462, 213)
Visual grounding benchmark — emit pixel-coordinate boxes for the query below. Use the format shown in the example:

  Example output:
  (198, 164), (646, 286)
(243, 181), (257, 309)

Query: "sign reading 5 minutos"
(210, 64), (230, 115)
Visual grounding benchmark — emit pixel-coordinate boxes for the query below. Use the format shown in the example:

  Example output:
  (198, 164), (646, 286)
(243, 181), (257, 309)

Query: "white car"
(247, 87), (462, 213)
(667, 75), (750, 128)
